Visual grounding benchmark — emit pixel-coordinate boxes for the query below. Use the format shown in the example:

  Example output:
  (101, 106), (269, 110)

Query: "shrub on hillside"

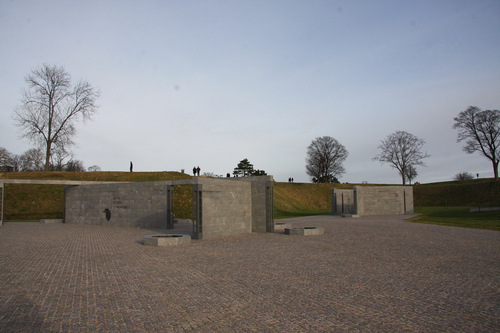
(454, 172), (474, 181)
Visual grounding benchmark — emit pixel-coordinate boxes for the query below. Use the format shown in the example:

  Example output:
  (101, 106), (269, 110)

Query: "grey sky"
(1, 0), (499, 183)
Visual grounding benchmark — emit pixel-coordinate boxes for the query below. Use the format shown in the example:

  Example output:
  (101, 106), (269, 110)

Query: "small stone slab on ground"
(143, 234), (191, 247)
(285, 227), (325, 236)
(39, 219), (63, 224)
(274, 222), (293, 231)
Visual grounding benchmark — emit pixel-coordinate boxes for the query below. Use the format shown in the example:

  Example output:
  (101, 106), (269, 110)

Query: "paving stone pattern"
(1, 215), (499, 332)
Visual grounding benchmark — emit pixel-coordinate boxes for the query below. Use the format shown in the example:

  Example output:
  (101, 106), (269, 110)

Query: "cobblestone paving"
(1, 215), (499, 332)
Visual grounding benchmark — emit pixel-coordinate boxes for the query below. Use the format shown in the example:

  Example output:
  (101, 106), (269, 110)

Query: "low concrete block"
(284, 227), (325, 236)
(40, 219), (63, 224)
(173, 219), (192, 224)
(274, 222), (292, 231)
(143, 234), (191, 247)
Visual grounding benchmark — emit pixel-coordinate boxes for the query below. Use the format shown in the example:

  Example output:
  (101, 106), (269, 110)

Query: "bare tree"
(373, 131), (429, 185)
(306, 136), (348, 183)
(0, 147), (14, 167)
(13, 64), (100, 171)
(64, 159), (86, 172)
(453, 106), (499, 181)
(454, 171), (474, 181)
(49, 142), (72, 171)
(405, 164), (418, 185)
(18, 148), (45, 171)
(88, 165), (102, 172)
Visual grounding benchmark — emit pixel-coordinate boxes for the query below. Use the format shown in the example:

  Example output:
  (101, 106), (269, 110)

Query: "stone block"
(143, 234), (191, 247)
(274, 222), (292, 231)
(284, 227), (325, 236)
(40, 219), (63, 224)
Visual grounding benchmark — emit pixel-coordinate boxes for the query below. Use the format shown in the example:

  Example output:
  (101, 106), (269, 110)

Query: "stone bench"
(143, 234), (191, 247)
(284, 227), (324, 236)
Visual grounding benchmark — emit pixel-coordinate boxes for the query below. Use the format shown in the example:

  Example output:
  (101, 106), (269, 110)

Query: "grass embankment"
(273, 182), (353, 219)
(411, 179), (500, 231)
(409, 207), (500, 231)
(413, 178), (500, 207)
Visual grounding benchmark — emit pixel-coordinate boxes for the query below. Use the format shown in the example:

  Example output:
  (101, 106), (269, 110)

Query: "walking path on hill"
(0, 215), (499, 332)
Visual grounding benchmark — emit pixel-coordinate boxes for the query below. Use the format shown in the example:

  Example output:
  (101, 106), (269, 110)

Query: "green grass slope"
(413, 179), (500, 207)
(273, 182), (353, 218)
(408, 206), (500, 231)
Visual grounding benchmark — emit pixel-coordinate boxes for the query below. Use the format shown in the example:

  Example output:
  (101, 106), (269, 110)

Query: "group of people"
(288, 177), (294, 182)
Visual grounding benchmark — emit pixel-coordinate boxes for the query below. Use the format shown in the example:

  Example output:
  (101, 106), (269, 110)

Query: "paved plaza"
(0, 215), (499, 332)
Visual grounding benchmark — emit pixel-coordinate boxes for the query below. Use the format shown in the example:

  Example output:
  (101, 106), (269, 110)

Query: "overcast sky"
(1, 0), (499, 183)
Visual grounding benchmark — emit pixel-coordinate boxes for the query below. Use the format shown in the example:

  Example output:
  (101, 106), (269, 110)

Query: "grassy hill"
(273, 182), (353, 218)
(1, 172), (499, 221)
(413, 178), (500, 207)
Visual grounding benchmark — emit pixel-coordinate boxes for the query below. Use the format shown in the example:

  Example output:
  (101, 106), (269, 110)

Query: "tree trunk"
(494, 160), (499, 182)
(44, 141), (52, 171)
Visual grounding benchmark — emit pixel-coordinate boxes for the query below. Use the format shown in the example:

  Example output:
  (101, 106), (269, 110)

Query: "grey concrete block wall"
(191, 179), (252, 239)
(355, 186), (413, 216)
(229, 176), (274, 233)
(65, 182), (169, 229)
(331, 186), (413, 216)
(64, 176), (274, 240)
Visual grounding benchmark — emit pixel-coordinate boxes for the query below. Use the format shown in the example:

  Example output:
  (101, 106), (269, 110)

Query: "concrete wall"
(65, 182), (169, 228)
(64, 176), (274, 239)
(191, 178), (252, 239)
(332, 186), (413, 216)
(229, 176), (274, 233)
(355, 186), (413, 215)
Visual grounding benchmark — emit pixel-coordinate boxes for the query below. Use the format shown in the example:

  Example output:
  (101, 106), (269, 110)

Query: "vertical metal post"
(403, 189), (407, 214)
(166, 185), (174, 229)
(353, 188), (358, 215)
(192, 184), (203, 239)
(333, 192), (337, 214)
(0, 182), (4, 225)
(341, 193), (344, 214)
(265, 181), (274, 232)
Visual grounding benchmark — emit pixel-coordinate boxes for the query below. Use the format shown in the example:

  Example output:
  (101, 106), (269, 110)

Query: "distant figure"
(196, 166), (201, 176)
(193, 166), (197, 176)
(292, 178), (294, 182)
(130, 161), (133, 172)
(227, 173), (230, 177)
(288, 178), (291, 183)
(477, 173), (479, 179)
